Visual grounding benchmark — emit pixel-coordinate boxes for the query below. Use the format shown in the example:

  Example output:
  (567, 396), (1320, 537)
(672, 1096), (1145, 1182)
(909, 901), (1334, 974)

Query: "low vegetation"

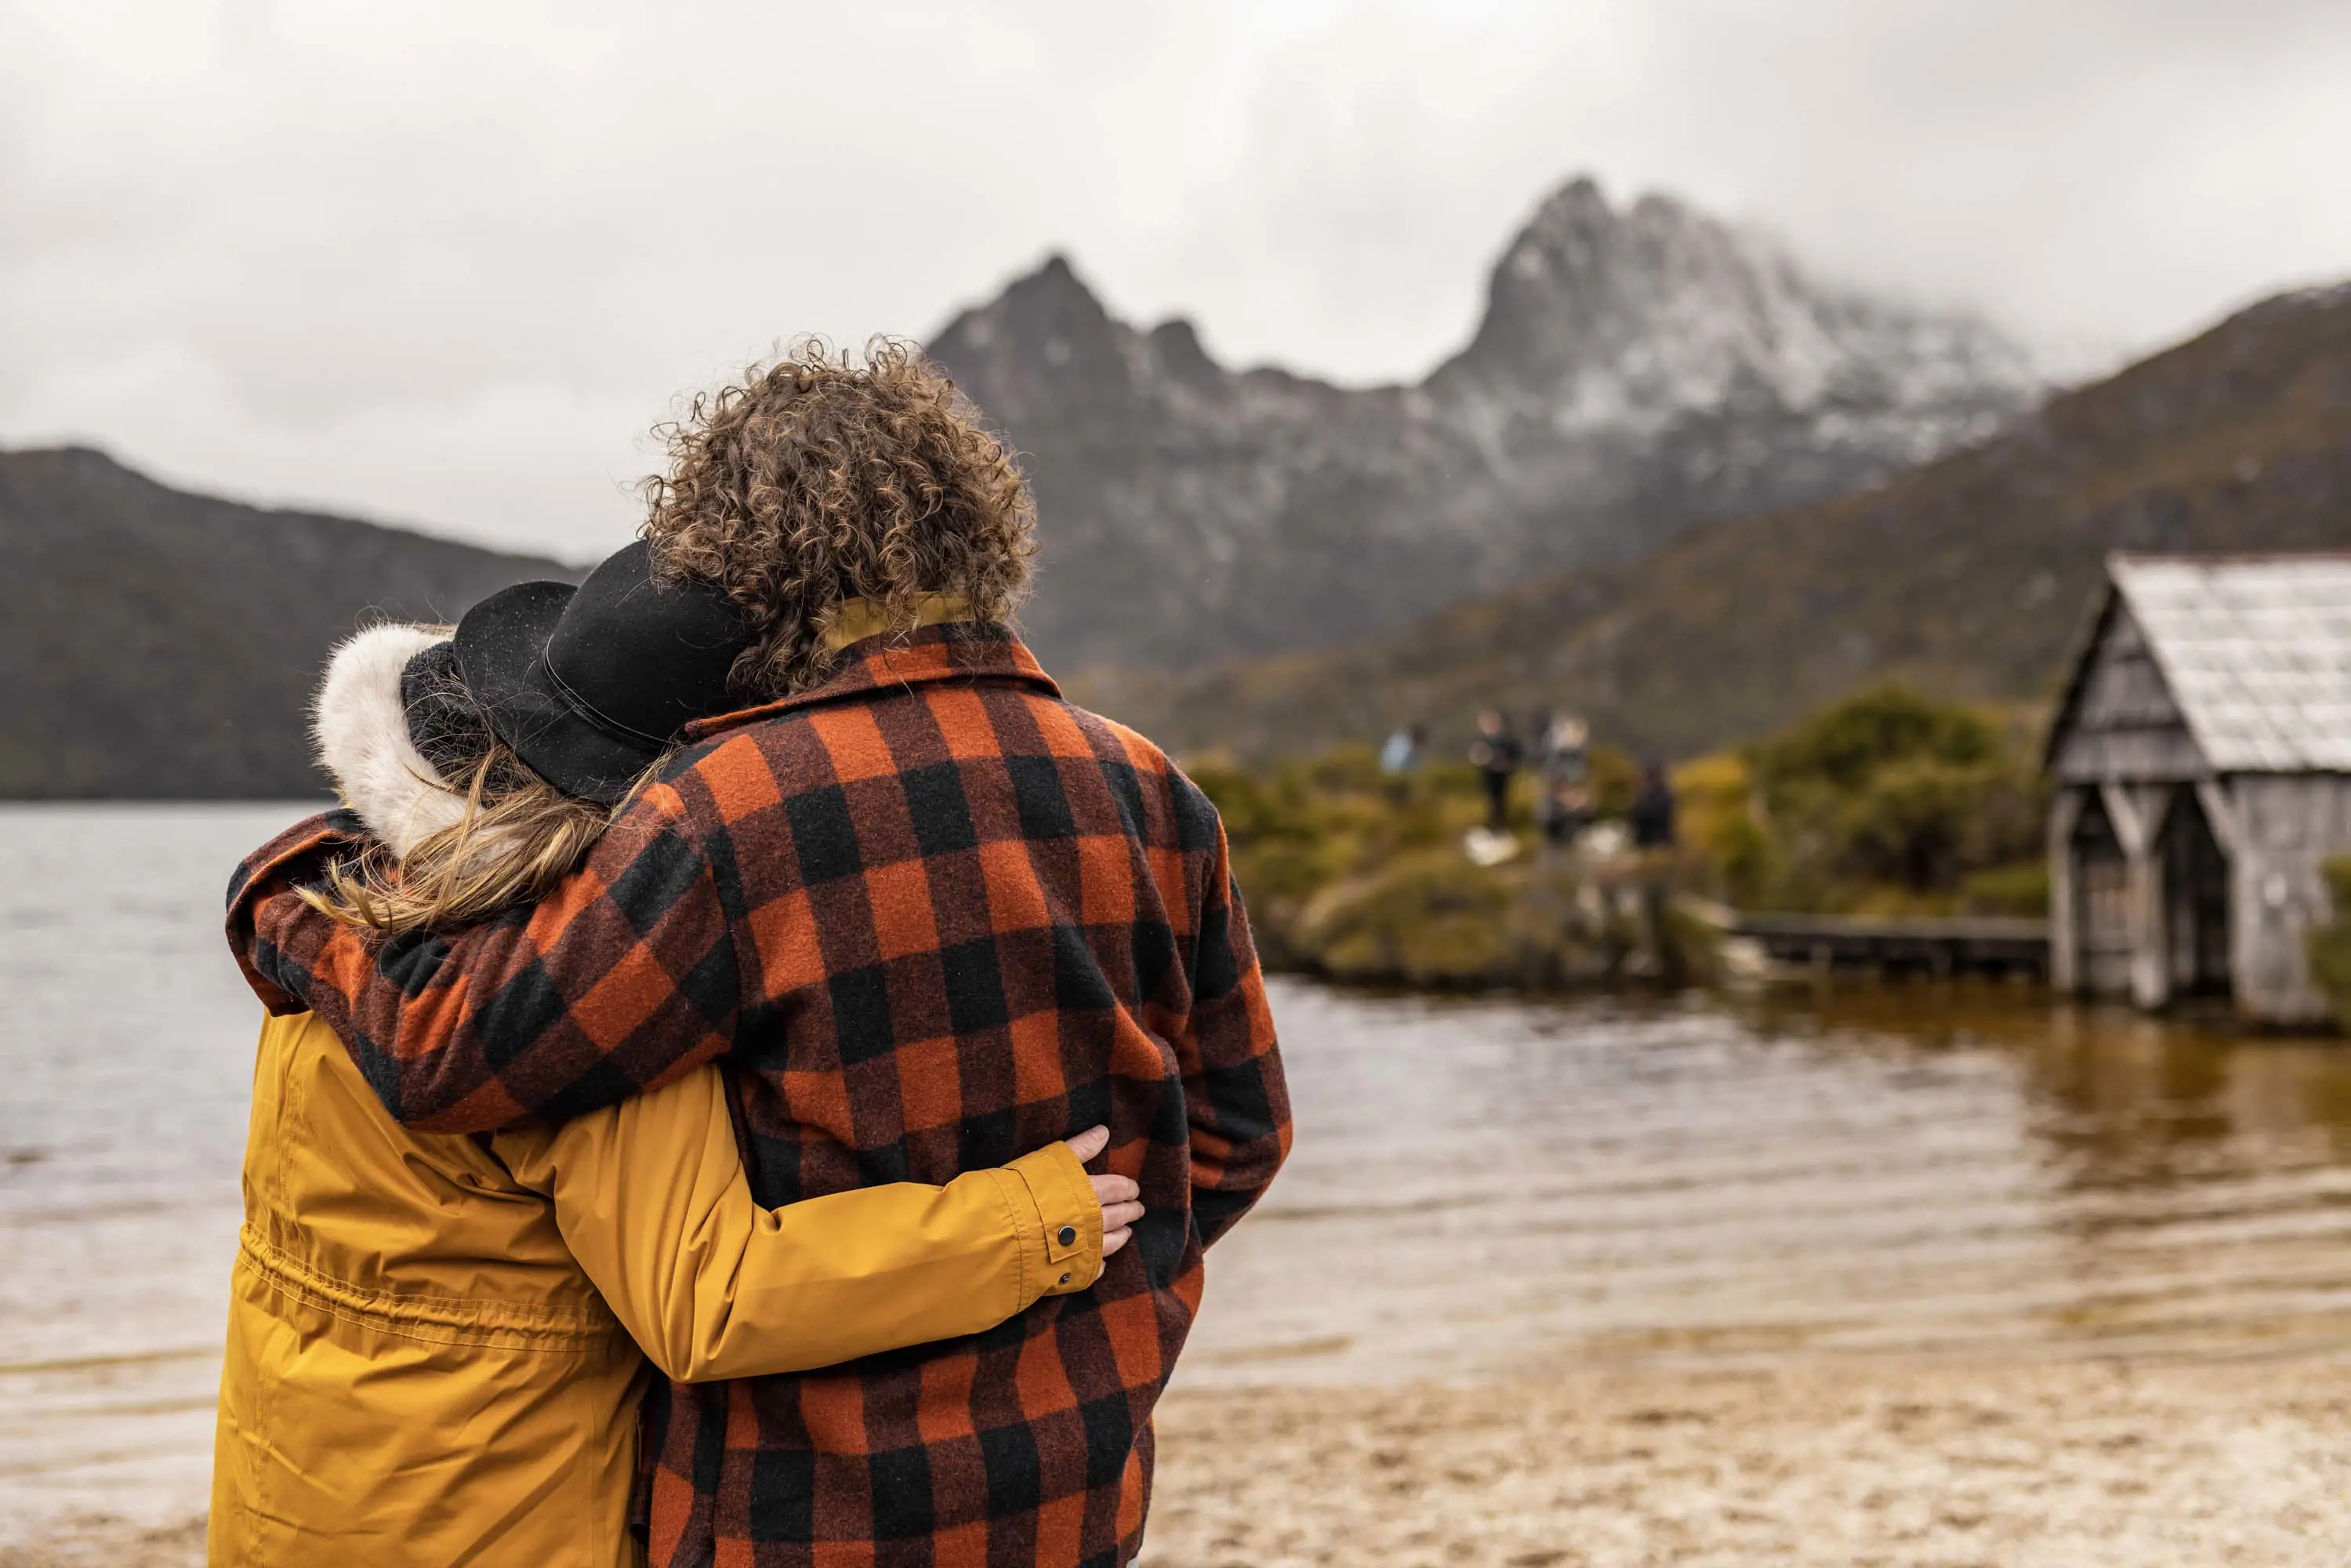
(1193, 684), (2048, 993)
(1681, 685), (2048, 917)
(2309, 856), (2351, 1032)
(1192, 746), (1714, 991)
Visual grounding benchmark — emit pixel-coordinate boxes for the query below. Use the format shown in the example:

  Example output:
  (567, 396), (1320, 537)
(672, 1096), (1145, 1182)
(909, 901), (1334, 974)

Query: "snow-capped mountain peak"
(1431, 177), (2041, 465)
(929, 174), (2048, 671)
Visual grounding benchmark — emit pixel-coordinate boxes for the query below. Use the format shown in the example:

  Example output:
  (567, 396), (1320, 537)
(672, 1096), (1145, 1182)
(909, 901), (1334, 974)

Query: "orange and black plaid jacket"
(224, 622), (1290, 1568)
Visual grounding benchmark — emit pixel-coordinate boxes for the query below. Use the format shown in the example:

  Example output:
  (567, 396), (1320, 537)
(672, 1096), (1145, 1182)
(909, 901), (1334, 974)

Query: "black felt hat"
(423, 540), (756, 806)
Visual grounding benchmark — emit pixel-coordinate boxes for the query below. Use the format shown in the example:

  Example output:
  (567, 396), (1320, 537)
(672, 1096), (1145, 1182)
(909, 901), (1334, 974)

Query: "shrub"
(1587, 743), (1643, 819)
(1673, 753), (1778, 907)
(2309, 856), (2351, 1032)
(1732, 684), (2046, 911)
(1957, 861), (2051, 917)
(1750, 684), (1998, 794)
(1832, 757), (2042, 894)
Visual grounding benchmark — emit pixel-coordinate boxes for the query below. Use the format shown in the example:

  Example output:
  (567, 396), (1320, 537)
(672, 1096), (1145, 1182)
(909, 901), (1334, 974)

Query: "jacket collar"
(682, 620), (1060, 742)
(819, 593), (971, 655)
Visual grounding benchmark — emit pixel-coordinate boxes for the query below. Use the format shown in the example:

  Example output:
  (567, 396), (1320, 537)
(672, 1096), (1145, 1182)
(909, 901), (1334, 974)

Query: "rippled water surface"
(1192, 982), (2351, 1387)
(7, 805), (2351, 1539)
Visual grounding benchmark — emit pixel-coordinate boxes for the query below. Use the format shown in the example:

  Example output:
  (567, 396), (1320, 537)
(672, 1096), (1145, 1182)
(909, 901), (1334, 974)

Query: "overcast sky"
(6, 0), (2351, 561)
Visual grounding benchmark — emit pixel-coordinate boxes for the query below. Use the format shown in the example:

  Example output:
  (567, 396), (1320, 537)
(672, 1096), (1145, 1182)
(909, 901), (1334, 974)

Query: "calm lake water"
(8, 804), (2351, 1541)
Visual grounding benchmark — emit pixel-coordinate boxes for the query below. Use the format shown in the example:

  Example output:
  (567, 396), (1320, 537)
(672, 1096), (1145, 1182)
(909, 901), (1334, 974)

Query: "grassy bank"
(1192, 684), (2049, 991)
(1190, 746), (1714, 990)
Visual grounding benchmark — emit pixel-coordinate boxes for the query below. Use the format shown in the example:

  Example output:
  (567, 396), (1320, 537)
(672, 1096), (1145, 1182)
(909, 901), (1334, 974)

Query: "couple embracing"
(209, 343), (1290, 1567)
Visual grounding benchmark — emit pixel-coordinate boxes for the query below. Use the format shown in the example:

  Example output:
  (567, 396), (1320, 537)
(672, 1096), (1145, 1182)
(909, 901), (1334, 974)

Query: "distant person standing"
(1468, 709), (1523, 829)
(1629, 761), (1678, 849)
(1380, 722), (1428, 776)
(1536, 711), (1592, 848)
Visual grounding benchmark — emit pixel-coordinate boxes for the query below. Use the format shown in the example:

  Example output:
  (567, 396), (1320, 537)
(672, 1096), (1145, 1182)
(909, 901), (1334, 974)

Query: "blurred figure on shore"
(1630, 760), (1678, 849)
(1380, 721), (1428, 776)
(1468, 709), (1522, 829)
(1536, 711), (1592, 849)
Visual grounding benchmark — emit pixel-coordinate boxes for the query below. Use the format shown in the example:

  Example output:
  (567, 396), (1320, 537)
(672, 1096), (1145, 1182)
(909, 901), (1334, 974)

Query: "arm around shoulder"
(227, 796), (740, 1133)
(499, 1066), (1105, 1383)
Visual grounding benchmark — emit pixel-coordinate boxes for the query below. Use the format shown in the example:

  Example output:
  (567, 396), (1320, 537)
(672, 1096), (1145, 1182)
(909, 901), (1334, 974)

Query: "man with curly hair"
(227, 339), (1291, 1568)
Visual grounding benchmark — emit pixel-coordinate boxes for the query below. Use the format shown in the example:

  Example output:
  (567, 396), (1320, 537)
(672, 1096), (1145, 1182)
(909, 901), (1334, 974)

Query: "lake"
(8, 804), (2351, 1549)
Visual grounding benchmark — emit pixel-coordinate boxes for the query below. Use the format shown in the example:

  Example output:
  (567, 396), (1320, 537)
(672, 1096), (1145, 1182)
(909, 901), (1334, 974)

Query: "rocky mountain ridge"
(1079, 279), (2351, 764)
(931, 175), (2044, 671)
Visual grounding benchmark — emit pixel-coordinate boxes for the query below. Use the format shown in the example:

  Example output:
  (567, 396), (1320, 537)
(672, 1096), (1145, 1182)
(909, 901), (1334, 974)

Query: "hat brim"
(452, 580), (663, 808)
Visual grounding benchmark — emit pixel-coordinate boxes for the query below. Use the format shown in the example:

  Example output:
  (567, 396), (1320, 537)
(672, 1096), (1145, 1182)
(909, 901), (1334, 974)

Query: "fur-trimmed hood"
(311, 622), (468, 858)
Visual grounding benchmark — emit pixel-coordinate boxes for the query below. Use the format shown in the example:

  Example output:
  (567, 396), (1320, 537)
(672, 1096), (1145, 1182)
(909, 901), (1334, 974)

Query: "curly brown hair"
(640, 336), (1036, 698)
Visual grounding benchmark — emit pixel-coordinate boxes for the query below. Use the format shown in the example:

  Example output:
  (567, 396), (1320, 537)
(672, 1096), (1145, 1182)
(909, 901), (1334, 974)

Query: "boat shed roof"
(2069, 554), (2351, 773)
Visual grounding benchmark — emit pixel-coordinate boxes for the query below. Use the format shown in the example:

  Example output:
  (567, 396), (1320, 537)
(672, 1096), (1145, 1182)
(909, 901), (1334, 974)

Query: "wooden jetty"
(1718, 909), (2052, 979)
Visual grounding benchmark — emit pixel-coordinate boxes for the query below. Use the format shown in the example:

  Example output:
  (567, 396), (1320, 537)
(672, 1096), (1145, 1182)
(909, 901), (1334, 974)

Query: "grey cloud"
(3, 0), (2348, 558)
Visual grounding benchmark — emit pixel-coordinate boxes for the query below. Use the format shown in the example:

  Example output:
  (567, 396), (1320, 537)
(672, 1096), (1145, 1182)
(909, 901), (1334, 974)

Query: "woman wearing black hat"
(209, 543), (1142, 1568)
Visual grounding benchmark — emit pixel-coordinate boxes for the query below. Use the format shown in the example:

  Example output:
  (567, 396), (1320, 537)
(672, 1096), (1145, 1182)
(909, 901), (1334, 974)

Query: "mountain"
(932, 176), (2041, 672)
(1079, 280), (2351, 764)
(0, 447), (573, 797)
(1424, 179), (2038, 534)
(0, 176), (2049, 797)
(929, 258), (1504, 670)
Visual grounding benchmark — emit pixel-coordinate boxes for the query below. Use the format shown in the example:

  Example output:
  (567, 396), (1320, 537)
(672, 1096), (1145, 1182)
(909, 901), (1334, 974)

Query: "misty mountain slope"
(1085, 279), (2351, 763)
(934, 176), (2042, 672)
(0, 448), (574, 797)
(1427, 178), (2040, 537)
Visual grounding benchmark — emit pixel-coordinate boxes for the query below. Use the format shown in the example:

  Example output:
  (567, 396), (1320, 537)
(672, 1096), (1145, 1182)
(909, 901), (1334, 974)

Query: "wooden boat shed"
(2045, 554), (2351, 1024)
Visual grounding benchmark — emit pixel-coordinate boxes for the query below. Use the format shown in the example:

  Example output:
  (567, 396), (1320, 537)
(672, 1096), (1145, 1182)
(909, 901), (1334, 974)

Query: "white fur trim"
(312, 622), (470, 858)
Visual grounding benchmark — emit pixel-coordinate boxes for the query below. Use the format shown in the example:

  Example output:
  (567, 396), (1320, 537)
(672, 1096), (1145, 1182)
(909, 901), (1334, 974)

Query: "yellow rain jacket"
(209, 1010), (1101, 1568)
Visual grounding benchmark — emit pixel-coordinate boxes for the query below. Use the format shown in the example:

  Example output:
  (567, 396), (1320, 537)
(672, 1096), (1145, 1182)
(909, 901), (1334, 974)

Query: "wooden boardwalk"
(1711, 908), (2051, 978)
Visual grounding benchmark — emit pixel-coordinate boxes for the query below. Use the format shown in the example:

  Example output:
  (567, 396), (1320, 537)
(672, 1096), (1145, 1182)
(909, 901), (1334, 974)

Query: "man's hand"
(1062, 1125), (1144, 1259)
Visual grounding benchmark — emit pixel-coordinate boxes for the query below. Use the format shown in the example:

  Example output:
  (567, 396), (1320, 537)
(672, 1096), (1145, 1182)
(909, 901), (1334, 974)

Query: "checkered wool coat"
(225, 621), (1290, 1568)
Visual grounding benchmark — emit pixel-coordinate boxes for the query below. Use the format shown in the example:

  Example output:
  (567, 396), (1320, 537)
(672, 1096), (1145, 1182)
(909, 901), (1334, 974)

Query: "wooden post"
(2102, 782), (2174, 1011)
(2048, 787), (2084, 994)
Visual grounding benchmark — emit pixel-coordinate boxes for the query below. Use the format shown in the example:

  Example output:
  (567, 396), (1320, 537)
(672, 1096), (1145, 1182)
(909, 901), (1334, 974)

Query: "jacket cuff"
(996, 1141), (1103, 1298)
(223, 811), (371, 1013)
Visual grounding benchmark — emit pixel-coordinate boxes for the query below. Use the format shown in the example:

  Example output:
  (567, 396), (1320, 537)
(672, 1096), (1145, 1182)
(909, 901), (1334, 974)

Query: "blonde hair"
(301, 738), (651, 938)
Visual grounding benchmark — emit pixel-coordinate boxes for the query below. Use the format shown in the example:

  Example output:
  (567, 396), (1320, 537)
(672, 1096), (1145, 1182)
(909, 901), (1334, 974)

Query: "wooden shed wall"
(2230, 774), (2351, 1023)
(2049, 603), (2208, 784)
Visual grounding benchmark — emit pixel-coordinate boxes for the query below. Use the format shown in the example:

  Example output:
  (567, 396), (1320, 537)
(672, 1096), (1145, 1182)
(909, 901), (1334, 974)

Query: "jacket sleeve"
(1171, 781), (1292, 1248)
(495, 1065), (1105, 1382)
(224, 797), (739, 1133)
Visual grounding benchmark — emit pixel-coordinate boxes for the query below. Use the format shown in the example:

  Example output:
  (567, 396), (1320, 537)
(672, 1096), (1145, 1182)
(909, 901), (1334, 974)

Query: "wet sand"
(11, 811), (2351, 1563)
(1148, 1356), (2351, 1566)
(0, 1518), (206, 1568)
(18, 1357), (2351, 1566)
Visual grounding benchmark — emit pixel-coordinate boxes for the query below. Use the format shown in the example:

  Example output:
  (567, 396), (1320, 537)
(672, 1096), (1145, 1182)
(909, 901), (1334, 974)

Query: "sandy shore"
(1144, 1355), (2351, 1568)
(0, 1517), (206, 1568)
(16, 1353), (2351, 1567)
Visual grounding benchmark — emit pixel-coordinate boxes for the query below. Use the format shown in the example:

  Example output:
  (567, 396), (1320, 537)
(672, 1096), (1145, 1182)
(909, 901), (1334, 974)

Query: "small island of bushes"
(1188, 684), (2051, 993)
